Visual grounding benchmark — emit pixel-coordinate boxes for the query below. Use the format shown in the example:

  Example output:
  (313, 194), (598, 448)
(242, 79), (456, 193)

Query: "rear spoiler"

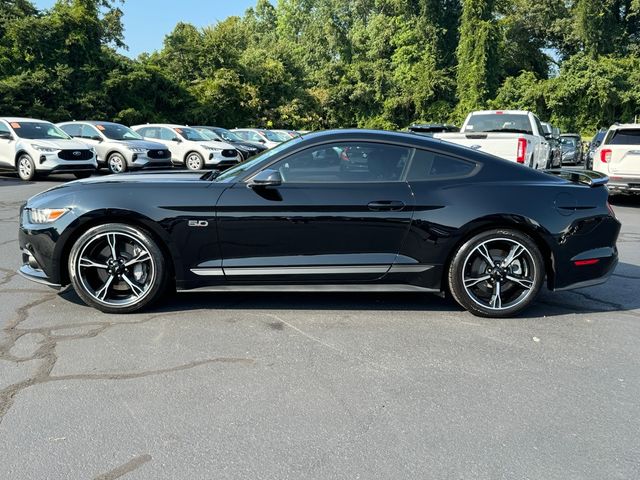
(543, 169), (609, 187)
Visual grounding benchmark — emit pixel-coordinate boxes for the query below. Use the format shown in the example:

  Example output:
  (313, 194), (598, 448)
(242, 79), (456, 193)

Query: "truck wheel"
(17, 154), (36, 181)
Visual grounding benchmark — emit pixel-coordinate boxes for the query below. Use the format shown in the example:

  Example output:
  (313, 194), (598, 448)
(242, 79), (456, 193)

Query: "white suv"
(132, 124), (241, 170)
(593, 124), (640, 194)
(0, 117), (97, 181)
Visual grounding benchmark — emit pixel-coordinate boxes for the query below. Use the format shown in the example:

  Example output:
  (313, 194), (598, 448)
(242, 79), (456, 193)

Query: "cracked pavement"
(1, 175), (639, 479)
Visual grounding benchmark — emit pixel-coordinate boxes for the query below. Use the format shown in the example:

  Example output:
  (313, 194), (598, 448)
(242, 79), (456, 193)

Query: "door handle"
(367, 200), (406, 211)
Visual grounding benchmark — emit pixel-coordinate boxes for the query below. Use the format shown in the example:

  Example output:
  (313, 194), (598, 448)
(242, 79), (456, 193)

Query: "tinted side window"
(271, 142), (411, 183)
(0, 122), (9, 135)
(407, 150), (476, 181)
(60, 124), (82, 137)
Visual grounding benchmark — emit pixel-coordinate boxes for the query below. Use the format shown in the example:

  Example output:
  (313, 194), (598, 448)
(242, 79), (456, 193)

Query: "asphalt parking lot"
(1, 174), (639, 480)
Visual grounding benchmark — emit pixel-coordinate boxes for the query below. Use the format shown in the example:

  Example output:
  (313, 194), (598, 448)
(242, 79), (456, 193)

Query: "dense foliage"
(1, 0), (639, 135)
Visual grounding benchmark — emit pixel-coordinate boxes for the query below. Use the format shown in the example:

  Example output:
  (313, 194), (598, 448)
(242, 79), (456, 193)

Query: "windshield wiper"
(200, 170), (221, 181)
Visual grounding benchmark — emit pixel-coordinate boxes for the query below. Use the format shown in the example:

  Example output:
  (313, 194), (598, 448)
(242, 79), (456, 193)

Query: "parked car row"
(0, 117), (303, 180)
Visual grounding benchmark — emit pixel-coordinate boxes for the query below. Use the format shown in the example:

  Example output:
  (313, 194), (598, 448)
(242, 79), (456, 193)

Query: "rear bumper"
(551, 215), (621, 291)
(608, 177), (640, 193)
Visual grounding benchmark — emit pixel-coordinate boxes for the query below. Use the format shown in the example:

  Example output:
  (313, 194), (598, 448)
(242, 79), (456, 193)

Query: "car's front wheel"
(108, 152), (128, 174)
(185, 152), (204, 170)
(448, 229), (544, 318)
(17, 154), (36, 181)
(68, 223), (168, 313)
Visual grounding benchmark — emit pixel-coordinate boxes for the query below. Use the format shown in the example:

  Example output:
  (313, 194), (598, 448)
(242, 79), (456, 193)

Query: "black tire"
(68, 223), (168, 313)
(74, 172), (92, 179)
(448, 228), (545, 318)
(107, 152), (128, 174)
(17, 153), (36, 181)
(185, 152), (204, 170)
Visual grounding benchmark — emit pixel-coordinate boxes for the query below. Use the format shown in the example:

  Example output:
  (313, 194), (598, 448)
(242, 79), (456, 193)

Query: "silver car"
(0, 117), (97, 181)
(58, 121), (172, 174)
(132, 124), (241, 170)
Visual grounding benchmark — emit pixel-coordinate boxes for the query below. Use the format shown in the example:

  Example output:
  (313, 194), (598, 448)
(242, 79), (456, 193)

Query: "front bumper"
(32, 150), (97, 173)
(18, 250), (62, 289)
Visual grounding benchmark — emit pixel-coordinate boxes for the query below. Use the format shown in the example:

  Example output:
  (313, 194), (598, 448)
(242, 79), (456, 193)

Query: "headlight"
(203, 146), (222, 152)
(28, 208), (70, 224)
(127, 147), (147, 153)
(31, 144), (58, 153)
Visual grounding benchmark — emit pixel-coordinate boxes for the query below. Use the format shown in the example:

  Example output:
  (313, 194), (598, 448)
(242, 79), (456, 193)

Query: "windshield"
(215, 137), (303, 183)
(463, 114), (533, 135)
(197, 129), (222, 141)
(270, 131), (291, 142)
(10, 121), (71, 140)
(561, 137), (579, 148)
(175, 127), (207, 141)
(213, 128), (242, 142)
(98, 123), (143, 141)
(262, 130), (284, 142)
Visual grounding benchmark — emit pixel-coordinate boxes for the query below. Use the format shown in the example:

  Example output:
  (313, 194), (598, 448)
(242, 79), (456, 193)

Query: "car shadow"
(58, 263), (640, 319)
(610, 194), (640, 208)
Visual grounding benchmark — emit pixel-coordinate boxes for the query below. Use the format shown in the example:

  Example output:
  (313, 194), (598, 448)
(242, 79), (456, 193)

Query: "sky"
(33, 0), (260, 57)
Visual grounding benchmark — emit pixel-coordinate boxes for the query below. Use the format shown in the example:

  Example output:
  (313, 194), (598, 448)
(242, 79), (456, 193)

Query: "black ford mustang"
(18, 129), (620, 317)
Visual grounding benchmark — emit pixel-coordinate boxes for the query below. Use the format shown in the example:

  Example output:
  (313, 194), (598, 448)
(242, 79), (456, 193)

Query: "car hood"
(199, 140), (236, 150)
(25, 139), (89, 150)
(107, 139), (168, 149)
(26, 171), (212, 207)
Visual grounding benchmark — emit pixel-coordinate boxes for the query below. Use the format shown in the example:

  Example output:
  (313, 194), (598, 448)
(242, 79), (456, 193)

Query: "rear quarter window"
(407, 149), (477, 181)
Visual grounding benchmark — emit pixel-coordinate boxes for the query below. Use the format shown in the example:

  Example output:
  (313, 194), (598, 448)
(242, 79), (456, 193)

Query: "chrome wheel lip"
(462, 237), (536, 312)
(18, 157), (32, 179)
(109, 155), (125, 173)
(186, 154), (202, 170)
(76, 231), (156, 307)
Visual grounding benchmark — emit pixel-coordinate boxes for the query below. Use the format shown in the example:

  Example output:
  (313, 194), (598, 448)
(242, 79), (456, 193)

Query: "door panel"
(215, 182), (415, 282)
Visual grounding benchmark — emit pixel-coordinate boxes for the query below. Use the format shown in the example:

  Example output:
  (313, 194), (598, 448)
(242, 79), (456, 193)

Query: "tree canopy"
(1, 0), (639, 135)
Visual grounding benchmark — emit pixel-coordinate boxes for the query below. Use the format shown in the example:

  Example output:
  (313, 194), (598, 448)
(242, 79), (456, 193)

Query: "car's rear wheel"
(68, 223), (168, 313)
(448, 229), (544, 318)
(185, 152), (204, 170)
(108, 152), (127, 174)
(17, 154), (36, 181)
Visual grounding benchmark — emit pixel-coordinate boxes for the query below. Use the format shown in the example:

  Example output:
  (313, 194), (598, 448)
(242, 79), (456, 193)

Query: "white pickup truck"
(593, 123), (640, 194)
(433, 110), (551, 169)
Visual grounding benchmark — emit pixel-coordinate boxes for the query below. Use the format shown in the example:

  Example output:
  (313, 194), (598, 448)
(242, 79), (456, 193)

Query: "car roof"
(58, 120), (123, 126)
(609, 123), (640, 130)
(469, 110), (531, 115)
(0, 117), (51, 123)
(131, 124), (193, 129)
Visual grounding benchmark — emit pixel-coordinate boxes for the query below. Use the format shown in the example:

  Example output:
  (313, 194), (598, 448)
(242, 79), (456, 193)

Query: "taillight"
(516, 138), (527, 164)
(600, 149), (612, 163)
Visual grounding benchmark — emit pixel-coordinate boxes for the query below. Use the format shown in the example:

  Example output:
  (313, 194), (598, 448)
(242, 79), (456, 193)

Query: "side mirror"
(249, 169), (282, 188)
(172, 137), (182, 143)
(0, 132), (13, 141)
(91, 136), (103, 142)
(258, 139), (266, 143)
(543, 132), (552, 139)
